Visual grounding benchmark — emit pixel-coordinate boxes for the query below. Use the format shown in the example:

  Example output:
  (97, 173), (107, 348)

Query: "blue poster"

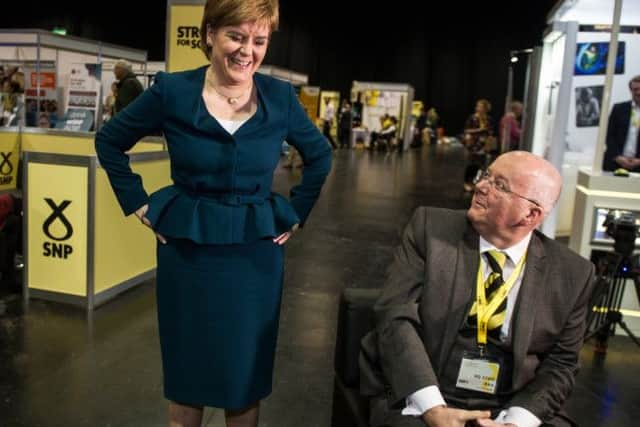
(574, 42), (625, 75)
(55, 108), (94, 132)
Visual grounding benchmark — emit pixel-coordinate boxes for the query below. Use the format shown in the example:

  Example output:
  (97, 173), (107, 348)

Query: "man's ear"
(523, 205), (544, 227)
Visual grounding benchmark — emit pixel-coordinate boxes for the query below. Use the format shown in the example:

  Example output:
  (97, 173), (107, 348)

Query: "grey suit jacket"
(360, 207), (595, 423)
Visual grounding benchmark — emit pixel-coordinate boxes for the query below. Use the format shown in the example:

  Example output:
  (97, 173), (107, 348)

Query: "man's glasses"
(473, 170), (541, 208)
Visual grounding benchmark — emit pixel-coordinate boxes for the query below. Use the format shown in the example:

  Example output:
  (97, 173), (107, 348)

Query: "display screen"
(591, 207), (640, 246)
(575, 42), (625, 75)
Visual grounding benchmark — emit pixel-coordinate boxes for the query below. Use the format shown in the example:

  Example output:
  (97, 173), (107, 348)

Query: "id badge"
(455, 349), (501, 394)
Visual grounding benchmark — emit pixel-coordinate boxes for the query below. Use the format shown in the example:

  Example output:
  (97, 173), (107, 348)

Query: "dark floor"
(0, 144), (638, 426)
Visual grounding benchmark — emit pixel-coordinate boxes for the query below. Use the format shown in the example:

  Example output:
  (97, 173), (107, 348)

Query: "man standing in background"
(113, 59), (143, 114)
(603, 75), (640, 172)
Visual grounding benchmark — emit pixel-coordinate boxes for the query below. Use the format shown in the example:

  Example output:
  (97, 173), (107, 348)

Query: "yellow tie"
(469, 250), (508, 335)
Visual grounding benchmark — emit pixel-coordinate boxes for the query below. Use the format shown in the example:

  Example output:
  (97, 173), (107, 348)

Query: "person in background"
(603, 75), (640, 172)
(500, 101), (523, 152)
(0, 193), (21, 293)
(323, 96), (338, 149)
(413, 106), (427, 147)
(463, 99), (494, 192)
(103, 82), (118, 123)
(426, 107), (440, 144)
(113, 59), (143, 114)
(338, 99), (352, 149)
(94, 1), (332, 426)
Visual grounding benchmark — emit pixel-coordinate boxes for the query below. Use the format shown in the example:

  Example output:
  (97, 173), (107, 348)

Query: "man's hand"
(422, 405), (491, 427)
(614, 155), (635, 169)
(476, 418), (517, 427)
(629, 157), (640, 168)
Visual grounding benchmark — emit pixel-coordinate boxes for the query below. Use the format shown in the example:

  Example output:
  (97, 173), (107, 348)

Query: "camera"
(603, 209), (640, 257)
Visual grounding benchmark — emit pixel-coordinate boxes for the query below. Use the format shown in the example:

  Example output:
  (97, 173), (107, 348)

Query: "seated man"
(360, 151), (594, 427)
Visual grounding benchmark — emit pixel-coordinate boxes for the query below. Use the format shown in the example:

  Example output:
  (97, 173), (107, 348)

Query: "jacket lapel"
(437, 222), (479, 375)
(511, 231), (547, 386)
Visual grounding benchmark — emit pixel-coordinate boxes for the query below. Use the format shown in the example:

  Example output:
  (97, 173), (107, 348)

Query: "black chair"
(331, 287), (381, 427)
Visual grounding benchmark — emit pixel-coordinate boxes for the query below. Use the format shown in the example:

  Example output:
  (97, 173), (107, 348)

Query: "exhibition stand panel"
(350, 81), (414, 151)
(21, 128), (164, 156)
(526, 1), (640, 236)
(22, 129), (170, 311)
(0, 127), (21, 192)
(569, 168), (640, 336)
(523, 0), (640, 338)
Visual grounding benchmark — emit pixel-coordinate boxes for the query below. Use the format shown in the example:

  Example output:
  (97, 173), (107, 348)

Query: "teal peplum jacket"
(95, 66), (332, 244)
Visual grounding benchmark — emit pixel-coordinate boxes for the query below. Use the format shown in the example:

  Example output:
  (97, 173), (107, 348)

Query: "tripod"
(584, 250), (640, 351)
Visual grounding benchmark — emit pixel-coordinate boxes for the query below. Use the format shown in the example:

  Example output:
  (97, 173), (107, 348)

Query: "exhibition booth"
(22, 129), (169, 311)
(349, 81), (414, 151)
(0, 29), (148, 131)
(525, 0), (640, 335)
(0, 30), (173, 311)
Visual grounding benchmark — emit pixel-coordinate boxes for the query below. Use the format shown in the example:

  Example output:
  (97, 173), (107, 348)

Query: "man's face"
(467, 156), (536, 237)
(114, 66), (124, 80)
(630, 81), (640, 105)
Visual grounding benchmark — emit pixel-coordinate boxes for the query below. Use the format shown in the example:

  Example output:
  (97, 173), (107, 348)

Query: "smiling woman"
(94, 0), (332, 426)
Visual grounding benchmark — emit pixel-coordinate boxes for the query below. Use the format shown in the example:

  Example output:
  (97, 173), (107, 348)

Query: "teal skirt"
(156, 237), (284, 409)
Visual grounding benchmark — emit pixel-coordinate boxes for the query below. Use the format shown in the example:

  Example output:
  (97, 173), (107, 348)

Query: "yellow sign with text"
(27, 163), (88, 296)
(168, 5), (209, 72)
(0, 131), (20, 192)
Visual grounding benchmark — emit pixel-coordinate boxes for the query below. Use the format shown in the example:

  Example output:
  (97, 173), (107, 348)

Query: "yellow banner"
(28, 163), (88, 296)
(299, 86), (320, 121)
(0, 131), (21, 191)
(167, 5), (209, 72)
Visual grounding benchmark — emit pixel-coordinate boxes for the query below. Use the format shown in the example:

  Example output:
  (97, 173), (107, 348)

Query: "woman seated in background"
(462, 98), (494, 192)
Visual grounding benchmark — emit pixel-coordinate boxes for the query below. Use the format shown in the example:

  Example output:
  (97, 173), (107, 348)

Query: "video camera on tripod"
(585, 209), (640, 350)
(602, 209), (640, 259)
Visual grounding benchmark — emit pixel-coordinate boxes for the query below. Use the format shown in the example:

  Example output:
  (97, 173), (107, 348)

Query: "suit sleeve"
(507, 263), (595, 422)
(603, 103), (622, 170)
(95, 72), (166, 215)
(285, 83), (332, 225)
(372, 207), (440, 407)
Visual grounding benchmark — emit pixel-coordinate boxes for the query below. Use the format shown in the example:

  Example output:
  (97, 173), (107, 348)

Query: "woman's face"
(207, 20), (270, 86)
(475, 101), (488, 115)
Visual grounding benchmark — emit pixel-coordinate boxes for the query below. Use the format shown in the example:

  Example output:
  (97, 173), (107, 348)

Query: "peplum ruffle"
(145, 185), (300, 244)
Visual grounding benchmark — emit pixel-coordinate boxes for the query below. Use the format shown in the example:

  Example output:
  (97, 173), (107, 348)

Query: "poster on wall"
(57, 64), (102, 131)
(575, 85), (603, 127)
(574, 42), (625, 75)
(23, 61), (59, 128)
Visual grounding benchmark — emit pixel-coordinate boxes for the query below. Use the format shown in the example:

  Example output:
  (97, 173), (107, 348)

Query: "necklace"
(206, 70), (252, 105)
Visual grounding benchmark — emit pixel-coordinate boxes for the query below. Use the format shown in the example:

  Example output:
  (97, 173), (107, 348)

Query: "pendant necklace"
(206, 70), (251, 105)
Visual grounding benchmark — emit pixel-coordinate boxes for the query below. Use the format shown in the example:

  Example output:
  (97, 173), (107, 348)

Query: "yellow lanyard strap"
(475, 252), (527, 345)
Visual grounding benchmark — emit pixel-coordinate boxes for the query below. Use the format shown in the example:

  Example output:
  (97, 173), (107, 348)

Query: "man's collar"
(479, 232), (532, 265)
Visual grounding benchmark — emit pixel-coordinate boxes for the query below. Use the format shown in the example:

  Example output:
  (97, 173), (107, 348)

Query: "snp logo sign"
(42, 198), (74, 259)
(0, 152), (14, 185)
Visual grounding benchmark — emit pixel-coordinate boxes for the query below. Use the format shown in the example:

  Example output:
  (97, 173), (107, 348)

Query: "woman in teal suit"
(95, 1), (331, 425)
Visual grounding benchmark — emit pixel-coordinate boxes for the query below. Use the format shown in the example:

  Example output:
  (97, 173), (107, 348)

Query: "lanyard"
(475, 252), (527, 346)
(631, 107), (640, 129)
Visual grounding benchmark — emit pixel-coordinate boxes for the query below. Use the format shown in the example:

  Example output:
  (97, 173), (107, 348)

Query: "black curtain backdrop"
(1, 0), (556, 135)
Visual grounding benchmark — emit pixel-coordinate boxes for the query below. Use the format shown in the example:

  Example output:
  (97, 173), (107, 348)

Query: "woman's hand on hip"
(135, 204), (167, 244)
(273, 224), (299, 245)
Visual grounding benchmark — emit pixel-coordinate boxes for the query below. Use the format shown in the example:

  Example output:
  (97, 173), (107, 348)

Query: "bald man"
(360, 151), (595, 427)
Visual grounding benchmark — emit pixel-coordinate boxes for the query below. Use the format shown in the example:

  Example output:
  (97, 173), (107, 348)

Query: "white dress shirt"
(402, 233), (542, 427)
(622, 102), (640, 158)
